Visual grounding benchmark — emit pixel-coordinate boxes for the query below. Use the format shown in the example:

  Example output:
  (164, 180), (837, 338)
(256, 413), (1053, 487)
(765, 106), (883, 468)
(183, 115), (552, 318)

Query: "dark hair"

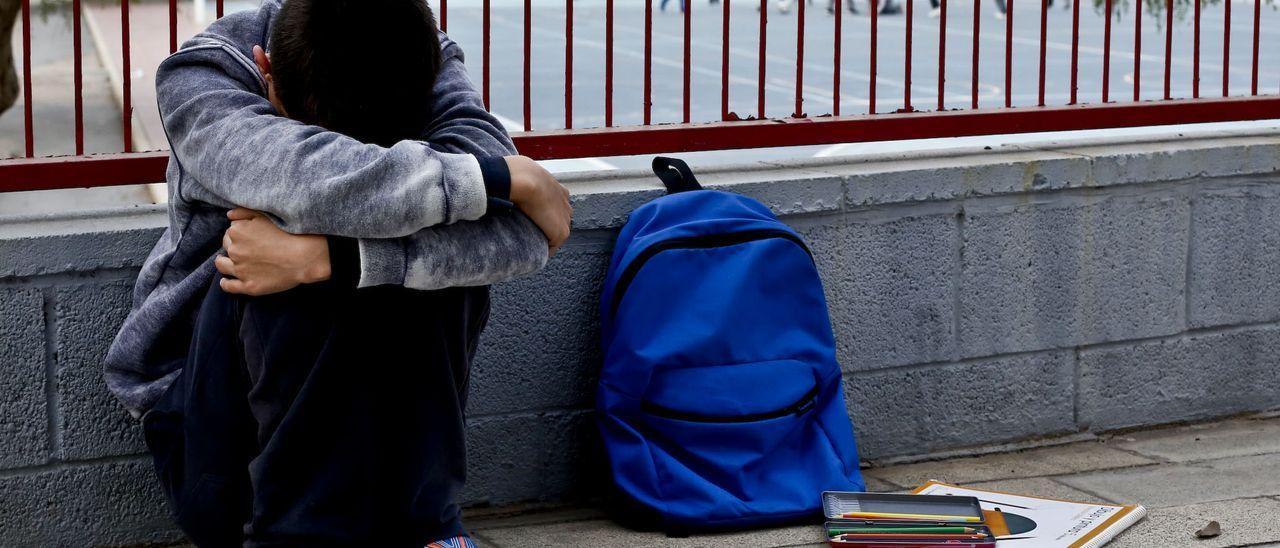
(269, 0), (442, 147)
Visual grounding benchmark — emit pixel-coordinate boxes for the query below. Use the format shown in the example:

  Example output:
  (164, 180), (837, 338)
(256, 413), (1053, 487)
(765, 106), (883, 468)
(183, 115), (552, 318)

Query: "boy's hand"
(216, 208), (332, 296)
(505, 156), (572, 255)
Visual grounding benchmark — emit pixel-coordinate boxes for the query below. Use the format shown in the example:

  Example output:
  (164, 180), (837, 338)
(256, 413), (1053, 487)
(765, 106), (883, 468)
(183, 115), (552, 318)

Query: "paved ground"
(464, 414), (1280, 547)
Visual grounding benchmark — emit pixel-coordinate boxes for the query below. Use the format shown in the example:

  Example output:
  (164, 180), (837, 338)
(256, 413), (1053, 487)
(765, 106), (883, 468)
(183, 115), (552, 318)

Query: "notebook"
(912, 481), (1146, 548)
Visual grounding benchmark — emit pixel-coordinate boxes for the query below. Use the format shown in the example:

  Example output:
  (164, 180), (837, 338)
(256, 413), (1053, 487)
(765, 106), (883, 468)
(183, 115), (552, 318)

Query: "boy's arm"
(419, 36), (518, 158)
(156, 42), (489, 238)
(218, 40), (563, 294)
(353, 209), (549, 290)
(216, 206), (548, 294)
(352, 38), (555, 289)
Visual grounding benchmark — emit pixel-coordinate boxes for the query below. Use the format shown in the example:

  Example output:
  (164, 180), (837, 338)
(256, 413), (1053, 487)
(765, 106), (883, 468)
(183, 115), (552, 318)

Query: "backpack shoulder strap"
(652, 156), (703, 194)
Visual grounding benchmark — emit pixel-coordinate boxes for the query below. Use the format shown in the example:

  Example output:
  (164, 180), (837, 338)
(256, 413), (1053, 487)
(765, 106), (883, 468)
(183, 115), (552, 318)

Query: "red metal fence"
(3, 0), (1279, 193)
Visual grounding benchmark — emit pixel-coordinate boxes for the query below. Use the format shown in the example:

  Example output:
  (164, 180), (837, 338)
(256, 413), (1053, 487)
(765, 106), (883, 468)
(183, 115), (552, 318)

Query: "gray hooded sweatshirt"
(105, 0), (548, 416)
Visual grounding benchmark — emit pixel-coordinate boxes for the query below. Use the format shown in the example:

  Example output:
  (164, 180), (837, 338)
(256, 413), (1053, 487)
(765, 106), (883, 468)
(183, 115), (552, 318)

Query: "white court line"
(621, 4), (1280, 91)
(482, 6), (1279, 165)
(870, 12), (1280, 80)
(490, 13), (834, 105)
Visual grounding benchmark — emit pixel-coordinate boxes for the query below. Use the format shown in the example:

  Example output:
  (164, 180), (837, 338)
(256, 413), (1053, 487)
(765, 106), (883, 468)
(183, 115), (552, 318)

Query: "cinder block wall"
(3, 131), (1280, 545)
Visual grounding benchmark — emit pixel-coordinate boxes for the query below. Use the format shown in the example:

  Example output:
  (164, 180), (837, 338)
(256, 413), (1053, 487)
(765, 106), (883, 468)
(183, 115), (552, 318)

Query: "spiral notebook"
(911, 481), (1146, 548)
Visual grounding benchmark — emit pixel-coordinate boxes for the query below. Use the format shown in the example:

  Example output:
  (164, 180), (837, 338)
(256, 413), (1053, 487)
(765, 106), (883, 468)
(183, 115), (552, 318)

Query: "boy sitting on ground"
(106, 0), (570, 545)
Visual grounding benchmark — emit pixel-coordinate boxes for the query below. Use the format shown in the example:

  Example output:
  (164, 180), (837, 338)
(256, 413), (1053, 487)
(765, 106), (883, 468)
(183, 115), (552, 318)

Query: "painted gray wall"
(3, 130), (1280, 545)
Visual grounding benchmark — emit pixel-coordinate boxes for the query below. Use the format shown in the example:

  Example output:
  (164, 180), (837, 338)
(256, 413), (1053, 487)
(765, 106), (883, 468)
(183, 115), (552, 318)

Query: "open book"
(912, 481), (1146, 548)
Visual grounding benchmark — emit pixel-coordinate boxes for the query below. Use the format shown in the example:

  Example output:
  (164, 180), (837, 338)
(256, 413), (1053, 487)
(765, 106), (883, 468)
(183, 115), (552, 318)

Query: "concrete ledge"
(0, 206), (166, 278)
(3, 129), (1280, 544)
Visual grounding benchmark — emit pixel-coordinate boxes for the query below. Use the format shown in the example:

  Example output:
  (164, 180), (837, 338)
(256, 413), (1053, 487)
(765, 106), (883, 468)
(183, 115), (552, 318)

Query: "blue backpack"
(597, 157), (865, 532)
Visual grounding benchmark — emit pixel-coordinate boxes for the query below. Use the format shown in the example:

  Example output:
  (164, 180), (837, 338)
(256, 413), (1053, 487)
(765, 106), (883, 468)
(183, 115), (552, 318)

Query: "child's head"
(255, 0), (442, 147)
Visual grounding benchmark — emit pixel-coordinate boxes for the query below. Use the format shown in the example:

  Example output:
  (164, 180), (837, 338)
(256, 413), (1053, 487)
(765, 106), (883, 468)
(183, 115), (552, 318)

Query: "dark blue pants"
(143, 276), (489, 547)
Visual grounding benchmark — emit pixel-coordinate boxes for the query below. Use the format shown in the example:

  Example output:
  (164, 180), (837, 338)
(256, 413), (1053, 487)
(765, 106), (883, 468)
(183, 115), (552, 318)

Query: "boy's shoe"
(427, 536), (478, 548)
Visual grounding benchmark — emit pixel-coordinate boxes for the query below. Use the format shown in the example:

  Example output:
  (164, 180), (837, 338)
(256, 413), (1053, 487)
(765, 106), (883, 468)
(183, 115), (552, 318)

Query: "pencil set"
(821, 492), (996, 548)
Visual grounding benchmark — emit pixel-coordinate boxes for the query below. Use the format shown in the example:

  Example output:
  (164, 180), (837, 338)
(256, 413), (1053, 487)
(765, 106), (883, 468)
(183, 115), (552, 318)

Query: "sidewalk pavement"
(465, 415), (1280, 548)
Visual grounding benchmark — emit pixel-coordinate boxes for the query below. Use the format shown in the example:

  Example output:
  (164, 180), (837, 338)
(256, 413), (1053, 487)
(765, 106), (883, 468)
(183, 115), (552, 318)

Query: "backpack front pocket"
(637, 360), (827, 493)
(634, 372), (839, 523)
(640, 359), (819, 421)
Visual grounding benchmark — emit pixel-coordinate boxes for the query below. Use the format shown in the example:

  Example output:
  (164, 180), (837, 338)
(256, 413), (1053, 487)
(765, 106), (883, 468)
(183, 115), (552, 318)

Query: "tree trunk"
(0, 0), (19, 116)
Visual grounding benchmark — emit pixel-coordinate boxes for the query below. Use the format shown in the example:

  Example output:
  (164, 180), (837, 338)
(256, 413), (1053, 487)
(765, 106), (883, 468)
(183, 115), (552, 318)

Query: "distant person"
(806, 0), (899, 15)
(827, 0), (858, 14)
(106, 0), (569, 546)
(926, 0), (1017, 18)
(0, 0), (18, 116)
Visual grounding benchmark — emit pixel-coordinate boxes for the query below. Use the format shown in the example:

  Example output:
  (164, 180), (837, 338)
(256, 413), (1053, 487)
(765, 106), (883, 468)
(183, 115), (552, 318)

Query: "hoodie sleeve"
(155, 40), (488, 239)
(353, 38), (550, 290)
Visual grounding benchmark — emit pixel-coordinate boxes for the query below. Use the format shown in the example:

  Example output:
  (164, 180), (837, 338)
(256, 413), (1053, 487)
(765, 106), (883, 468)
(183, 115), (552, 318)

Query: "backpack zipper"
(640, 384), (820, 423)
(609, 229), (813, 317)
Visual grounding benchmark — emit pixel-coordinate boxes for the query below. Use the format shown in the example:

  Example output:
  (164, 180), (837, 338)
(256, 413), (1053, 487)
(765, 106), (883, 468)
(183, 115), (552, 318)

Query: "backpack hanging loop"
(652, 156), (703, 194)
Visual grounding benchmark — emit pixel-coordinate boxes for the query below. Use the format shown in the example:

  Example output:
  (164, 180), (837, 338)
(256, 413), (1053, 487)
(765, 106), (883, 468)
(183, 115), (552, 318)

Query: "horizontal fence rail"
(2, 0), (1278, 192)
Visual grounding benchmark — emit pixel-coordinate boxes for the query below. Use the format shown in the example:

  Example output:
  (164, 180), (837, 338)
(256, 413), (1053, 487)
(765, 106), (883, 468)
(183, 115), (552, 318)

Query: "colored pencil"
(839, 511), (981, 522)
(828, 527), (980, 535)
(833, 533), (989, 541)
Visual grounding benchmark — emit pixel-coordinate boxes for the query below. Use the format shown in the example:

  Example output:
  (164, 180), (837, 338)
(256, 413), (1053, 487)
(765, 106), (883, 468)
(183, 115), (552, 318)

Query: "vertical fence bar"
(1004, 0), (1013, 108)
(833, 0), (842, 116)
(566, 0), (573, 129)
(904, 0), (913, 111)
(937, 0), (946, 111)
(758, 0), (766, 118)
(683, 0), (692, 123)
(606, 0), (614, 126)
(122, 0), (133, 152)
(971, 0), (979, 110)
(1192, 0), (1200, 97)
(1163, 0), (1172, 100)
(216, 0), (224, 18)
(795, 0), (805, 117)
(1070, 0), (1080, 104)
(1103, 0), (1112, 102)
(525, 0), (533, 130)
(20, 0), (32, 157)
(73, 0), (84, 155)
(1222, 0), (1231, 96)
(1252, 0), (1261, 94)
(722, 0), (730, 120)
(646, 0), (653, 124)
(1038, 0), (1047, 106)
(440, 0), (447, 32)
(870, 0), (878, 113)
(483, 0), (491, 108)
(1134, 0), (1142, 101)
(169, 0), (177, 53)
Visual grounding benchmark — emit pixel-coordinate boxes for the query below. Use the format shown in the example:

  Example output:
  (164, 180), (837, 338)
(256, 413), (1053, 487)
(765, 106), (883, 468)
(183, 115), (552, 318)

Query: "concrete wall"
(3, 130), (1280, 545)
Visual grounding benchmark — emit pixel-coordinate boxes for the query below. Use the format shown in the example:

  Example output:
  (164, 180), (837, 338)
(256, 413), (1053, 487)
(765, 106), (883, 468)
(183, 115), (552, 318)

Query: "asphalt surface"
(2, 0), (1278, 179)
(440, 0), (1280, 168)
